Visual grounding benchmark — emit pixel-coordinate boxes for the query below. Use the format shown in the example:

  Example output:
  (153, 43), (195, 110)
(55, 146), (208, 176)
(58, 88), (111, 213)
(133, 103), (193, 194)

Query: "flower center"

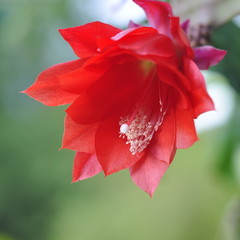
(119, 64), (168, 154)
(119, 99), (167, 155)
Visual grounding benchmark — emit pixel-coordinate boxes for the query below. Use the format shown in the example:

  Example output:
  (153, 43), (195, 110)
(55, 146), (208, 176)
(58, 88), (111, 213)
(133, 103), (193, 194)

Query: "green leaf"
(211, 22), (240, 94)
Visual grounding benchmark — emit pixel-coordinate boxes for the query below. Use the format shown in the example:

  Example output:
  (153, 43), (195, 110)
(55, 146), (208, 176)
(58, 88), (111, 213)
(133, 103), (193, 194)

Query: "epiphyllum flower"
(23, 0), (226, 196)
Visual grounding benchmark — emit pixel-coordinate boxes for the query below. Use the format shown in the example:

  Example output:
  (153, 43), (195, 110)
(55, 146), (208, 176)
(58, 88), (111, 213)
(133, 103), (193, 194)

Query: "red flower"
(23, 0), (226, 196)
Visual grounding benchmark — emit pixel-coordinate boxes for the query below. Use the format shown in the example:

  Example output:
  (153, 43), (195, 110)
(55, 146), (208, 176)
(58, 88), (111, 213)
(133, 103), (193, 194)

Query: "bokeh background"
(1, 0), (240, 240)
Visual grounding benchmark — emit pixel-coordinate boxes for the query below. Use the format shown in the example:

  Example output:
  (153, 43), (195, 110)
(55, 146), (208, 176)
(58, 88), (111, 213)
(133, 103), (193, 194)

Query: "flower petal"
(181, 19), (190, 33)
(175, 107), (198, 149)
(112, 27), (176, 57)
(170, 16), (194, 59)
(194, 46), (227, 70)
(157, 63), (191, 110)
(183, 58), (215, 117)
(128, 20), (141, 28)
(65, 92), (111, 125)
(95, 116), (143, 176)
(66, 58), (144, 124)
(150, 104), (176, 164)
(59, 21), (121, 58)
(22, 59), (86, 106)
(61, 114), (98, 152)
(72, 152), (102, 182)
(133, 0), (173, 34)
(130, 154), (169, 197)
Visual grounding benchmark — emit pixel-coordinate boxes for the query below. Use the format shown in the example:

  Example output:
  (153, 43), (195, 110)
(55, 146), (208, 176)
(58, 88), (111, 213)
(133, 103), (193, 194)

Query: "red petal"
(130, 154), (169, 197)
(156, 60), (190, 88)
(66, 58), (144, 124)
(194, 46), (227, 70)
(170, 17), (194, 59)
(72, 152), (102, 182)
(112, 27), (176, 57)
(133, 0), (173, 34)
(95, 116), (143, 176)
(175, 107), (198, 149)
(65, 92), (110, 125)
(24, 52), (122, 108)
(22, 59), (86, 106)
(59, 21), (121, 58)
(183, 58), (215, 117)
(112, 27), (156, 41)
(61, 114), (98, 152)
(59, 54), (114, 95)
(157, 64), (190, 110)
(150, 105), (176, 164)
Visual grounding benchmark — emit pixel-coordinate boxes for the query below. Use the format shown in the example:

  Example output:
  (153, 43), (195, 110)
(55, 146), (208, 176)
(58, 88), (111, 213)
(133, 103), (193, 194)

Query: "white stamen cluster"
(119, 105), (166, 155)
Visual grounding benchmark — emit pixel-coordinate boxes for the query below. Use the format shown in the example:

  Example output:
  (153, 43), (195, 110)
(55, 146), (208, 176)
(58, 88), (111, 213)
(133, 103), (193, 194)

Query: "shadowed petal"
(133, 0), (173, 34)
(183, 58), (215, 117)
(65, 93), (111, 125)
(61, 114), (98, 152)
(66, 58), (144, 124)
(130, 154), (169, 197)
(157, 64), (190, 110)
(150, 105), (176, 164)
(170, 16), (194, 59)
(72, 152), (102, 182)
(59, 21), (121, 58)
(95, 117), (143, 176)
(194, 46), (227, 70)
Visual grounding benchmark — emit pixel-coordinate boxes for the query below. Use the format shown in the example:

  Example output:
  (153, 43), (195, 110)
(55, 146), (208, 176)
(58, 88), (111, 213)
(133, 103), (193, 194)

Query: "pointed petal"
(22, 59), (86, 106)
(128, 20), (141, 28)
(61, 114), (98, 152)
(175, 107), (198, 149)
(72, 152), (102, 182)
(59, 21), (121, 58)
(183, 58), (215, 117)
(194, 46), (227, 70)
(170, 16), (194, 59)
(130, 154), (169, 197)
(133, 0), (173, 34)
(150, 105), (176, 165)
(95, 117), (142, 176)
(181, 19), (190, 33)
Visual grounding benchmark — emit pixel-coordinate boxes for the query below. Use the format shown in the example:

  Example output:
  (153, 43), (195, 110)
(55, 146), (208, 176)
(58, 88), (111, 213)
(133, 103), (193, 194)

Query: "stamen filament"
(119, 64), (169, 155)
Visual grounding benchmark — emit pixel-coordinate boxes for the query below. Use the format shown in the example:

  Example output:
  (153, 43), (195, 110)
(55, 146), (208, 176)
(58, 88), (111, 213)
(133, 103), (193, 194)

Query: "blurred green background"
(0, 0), (240, 240)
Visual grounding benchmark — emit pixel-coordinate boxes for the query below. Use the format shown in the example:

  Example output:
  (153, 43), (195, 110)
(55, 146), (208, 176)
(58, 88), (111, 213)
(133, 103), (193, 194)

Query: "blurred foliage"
(0, 1), (79, 239)
(210, 22), (240, 185)
(222, 195), (240, 240)
(215, 97), (240, 183)
(0, 233), (14, 240)
(0, 1), (240, 240)
(212, 22), (240, 94)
